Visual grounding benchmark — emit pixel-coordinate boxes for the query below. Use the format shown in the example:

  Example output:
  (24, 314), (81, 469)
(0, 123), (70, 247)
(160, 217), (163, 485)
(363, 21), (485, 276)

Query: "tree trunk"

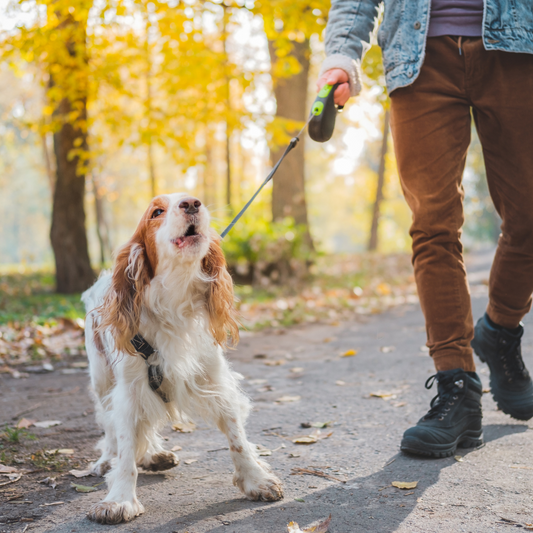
(50, 94), (94, 293)
(49, 11), (94, 293)
(368, 109), (390, 252)
(91, 172), (111, 266)
(268, 39), (312, 245)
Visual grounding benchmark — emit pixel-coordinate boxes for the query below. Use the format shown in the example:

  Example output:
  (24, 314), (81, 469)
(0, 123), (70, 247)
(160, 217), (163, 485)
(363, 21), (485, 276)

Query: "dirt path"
(1, 250), (532, 533)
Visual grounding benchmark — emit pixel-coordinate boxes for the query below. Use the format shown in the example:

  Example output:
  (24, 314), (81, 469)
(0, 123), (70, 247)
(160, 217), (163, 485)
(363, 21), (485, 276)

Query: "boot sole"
(400, 430), (483, 458)
(474, 348), (533, 421)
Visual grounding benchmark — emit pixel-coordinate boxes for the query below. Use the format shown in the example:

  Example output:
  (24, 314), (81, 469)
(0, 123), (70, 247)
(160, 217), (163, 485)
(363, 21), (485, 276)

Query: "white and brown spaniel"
(82, 193), (283, 524)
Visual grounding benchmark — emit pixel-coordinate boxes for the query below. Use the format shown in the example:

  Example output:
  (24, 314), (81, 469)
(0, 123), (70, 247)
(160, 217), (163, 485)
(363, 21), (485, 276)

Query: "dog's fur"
(82, 193), (283, 524)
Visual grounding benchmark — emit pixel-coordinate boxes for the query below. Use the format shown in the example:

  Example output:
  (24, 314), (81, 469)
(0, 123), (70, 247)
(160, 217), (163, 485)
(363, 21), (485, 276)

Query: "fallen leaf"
(253, 353), (267, 359)
(69, 469), (94, 478)
(264, 359), (286, 366)
(454, 455), (464, 462)
(71, 482), (98, 493)
(38, 477), (57, 489)
(256, 444), (272, 456)
(171, 445), (182, 452)
(39, 501), (65, 507)
(34, 420), (61, 428)
(392, 481), (418, 490)
(370, 392), (396, 400)
(184, 459), (197, 465)
(380, 346), (395, 353)
(0, 465), (18, 473)
(294, 497), (305, 503)
(287, 514), (332, 533)
(340, 349), (357, 357)
(289, 453), (301, 458)
(172, 422), (196, 433)
(0, 473), (22, 487)
(57, 449), (74, 455)
(17, 418), (35, 429)
(322, 337), (334, 343)
(482, 388), (491, 394)
(290, 367), (304, 373)
(70, 361), (88, 368)
(292, 436), (318, 445)
(300, 421), (333, 429)
(393, 402), (406, 408)
(276, 395), (301, 403)
(335, 380), (346, 386)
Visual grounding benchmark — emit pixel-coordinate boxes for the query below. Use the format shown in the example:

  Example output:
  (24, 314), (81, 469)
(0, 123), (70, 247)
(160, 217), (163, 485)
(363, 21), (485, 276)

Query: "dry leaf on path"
(293, 436), (318, 445)
(340, 350), (357, 357)
(0, 474), (22, 487)
(276, 395), (301, 403)
(287, 514), (332, 533)
(71, 482), (98, 493)
(17, 418), (35, 429)
(454, 456), (464, 462)
(290, 367), (304, 373)
(40, 501), (65, 507)
(370, 392), (396, 400)
(171, 445), (182, 452)
(335, 381), (346, 386)
(34, 420), (61, 428)
(38, 477), (57, 489)
(172, 422), (196, 433)
(69, 469), (94, 478)
(392, 481), (418, 490)
(256, 444), (272, 456)
(293, 430), (332, 445)
(0, 465), (19, 474)
(301, 421), (333, 429)
(264, 359), (286, 366)
(183, 459), (198, 465)
(380, 346), (395, 353)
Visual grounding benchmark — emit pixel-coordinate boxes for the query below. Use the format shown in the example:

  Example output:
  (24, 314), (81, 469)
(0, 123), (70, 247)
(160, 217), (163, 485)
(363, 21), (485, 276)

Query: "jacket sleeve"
(319, 0), (382, 97)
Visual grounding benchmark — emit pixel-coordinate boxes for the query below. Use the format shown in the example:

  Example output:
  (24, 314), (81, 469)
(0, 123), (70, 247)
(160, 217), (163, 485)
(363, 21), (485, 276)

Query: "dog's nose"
(179, 197), (201, 215)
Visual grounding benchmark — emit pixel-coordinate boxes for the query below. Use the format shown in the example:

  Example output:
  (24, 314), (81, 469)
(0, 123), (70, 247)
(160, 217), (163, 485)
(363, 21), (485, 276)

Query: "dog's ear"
(202, 231), (239, 348)
(97, 237), (151, 356)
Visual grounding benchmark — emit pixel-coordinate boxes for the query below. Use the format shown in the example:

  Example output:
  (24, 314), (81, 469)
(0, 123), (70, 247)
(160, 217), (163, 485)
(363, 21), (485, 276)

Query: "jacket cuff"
(319, 53), (362, 97)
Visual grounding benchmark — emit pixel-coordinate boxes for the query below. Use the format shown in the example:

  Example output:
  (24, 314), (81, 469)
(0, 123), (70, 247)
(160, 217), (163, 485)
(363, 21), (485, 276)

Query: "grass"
(0, 270), (85, 325)
(1, 424), (36, 444)
(0, 253), (414, 329)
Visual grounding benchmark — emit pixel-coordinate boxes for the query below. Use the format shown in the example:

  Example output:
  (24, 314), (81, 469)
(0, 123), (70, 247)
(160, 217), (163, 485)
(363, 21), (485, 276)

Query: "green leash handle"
(308, 83), (343, 143)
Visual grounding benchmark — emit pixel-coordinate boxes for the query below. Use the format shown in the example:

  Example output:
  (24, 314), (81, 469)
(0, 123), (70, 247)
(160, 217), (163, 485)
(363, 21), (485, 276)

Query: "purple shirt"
(428, 0), (484, 37)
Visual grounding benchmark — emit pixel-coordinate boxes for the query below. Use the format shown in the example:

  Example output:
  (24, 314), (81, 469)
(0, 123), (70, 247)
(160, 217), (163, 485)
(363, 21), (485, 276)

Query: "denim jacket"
(319, 0), (533, 96)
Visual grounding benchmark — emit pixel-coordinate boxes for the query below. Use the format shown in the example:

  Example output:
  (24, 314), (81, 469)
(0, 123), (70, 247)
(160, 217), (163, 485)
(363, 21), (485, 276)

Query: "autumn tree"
(257, 0), (329, 244)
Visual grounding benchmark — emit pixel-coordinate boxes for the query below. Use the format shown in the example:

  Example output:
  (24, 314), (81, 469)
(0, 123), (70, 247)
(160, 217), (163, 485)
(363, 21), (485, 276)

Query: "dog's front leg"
(218, 410), (283, 502)
(87, 384), (145, 524)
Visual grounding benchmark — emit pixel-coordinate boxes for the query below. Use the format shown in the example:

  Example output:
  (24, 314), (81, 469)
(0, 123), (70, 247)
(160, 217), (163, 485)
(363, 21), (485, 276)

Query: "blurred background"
(0, 0), (499, 347)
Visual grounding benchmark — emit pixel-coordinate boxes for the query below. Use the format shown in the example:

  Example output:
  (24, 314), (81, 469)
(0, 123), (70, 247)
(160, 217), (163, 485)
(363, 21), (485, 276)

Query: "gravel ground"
(1, 250), (532, 533)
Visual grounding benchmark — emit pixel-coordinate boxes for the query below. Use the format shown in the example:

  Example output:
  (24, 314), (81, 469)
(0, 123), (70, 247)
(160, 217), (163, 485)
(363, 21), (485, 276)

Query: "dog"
(82, 193), (283, 524)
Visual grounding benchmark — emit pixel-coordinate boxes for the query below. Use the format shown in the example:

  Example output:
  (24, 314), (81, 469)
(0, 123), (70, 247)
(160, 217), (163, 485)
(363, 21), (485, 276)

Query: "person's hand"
(316, 69), (350, 106)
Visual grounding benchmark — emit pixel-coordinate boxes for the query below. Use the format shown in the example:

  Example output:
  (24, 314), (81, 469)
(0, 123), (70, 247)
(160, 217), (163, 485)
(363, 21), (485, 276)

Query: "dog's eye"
(151, 209), (164, 219)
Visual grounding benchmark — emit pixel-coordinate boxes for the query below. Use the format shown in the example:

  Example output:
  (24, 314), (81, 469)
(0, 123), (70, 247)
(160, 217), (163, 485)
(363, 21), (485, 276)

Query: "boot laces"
(498, 333), (529, 381)
(423, 373), (465, 420)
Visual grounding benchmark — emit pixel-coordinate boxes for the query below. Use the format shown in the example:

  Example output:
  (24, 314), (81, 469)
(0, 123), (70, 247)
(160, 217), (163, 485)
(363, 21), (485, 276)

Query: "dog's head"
(98, 193), (238, 354)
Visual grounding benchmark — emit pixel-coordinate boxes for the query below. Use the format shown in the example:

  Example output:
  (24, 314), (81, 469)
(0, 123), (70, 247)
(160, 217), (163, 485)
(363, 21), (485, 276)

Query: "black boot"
(472, 314), (533, 421)
(401, 369), (483, 458)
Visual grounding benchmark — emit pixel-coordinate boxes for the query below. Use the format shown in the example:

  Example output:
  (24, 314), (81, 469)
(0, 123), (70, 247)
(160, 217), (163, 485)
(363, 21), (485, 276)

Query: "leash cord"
(220, 115), (313, 239)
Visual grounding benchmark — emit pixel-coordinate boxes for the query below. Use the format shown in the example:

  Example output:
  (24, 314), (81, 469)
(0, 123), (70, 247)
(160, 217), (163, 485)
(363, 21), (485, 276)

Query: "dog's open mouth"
(172, 225), (201, 249)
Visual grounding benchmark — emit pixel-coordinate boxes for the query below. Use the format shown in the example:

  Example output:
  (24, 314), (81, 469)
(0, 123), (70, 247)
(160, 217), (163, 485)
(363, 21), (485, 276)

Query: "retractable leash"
(220, 83), (343, 239)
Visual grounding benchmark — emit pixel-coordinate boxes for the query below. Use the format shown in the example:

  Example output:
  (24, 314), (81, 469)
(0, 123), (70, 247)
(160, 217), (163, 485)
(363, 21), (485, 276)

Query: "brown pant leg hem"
(486, 304), (521, 330)
(431, 352), (476, 373)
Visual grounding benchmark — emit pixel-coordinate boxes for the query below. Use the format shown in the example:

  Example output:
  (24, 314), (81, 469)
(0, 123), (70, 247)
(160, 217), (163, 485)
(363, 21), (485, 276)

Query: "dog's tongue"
(176, 237), (185, 248)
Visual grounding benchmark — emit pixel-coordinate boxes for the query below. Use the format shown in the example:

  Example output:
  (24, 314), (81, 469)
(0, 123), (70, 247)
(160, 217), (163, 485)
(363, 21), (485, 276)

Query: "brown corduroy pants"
(389, 36), (533, 373)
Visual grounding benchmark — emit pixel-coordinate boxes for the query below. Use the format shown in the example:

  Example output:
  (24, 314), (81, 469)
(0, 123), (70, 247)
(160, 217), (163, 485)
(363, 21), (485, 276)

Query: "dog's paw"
(90, 459), (112, 477)
(87, 499), (145, 524)
(234, 470), (284, 502)
(140, 451), (179, 472)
